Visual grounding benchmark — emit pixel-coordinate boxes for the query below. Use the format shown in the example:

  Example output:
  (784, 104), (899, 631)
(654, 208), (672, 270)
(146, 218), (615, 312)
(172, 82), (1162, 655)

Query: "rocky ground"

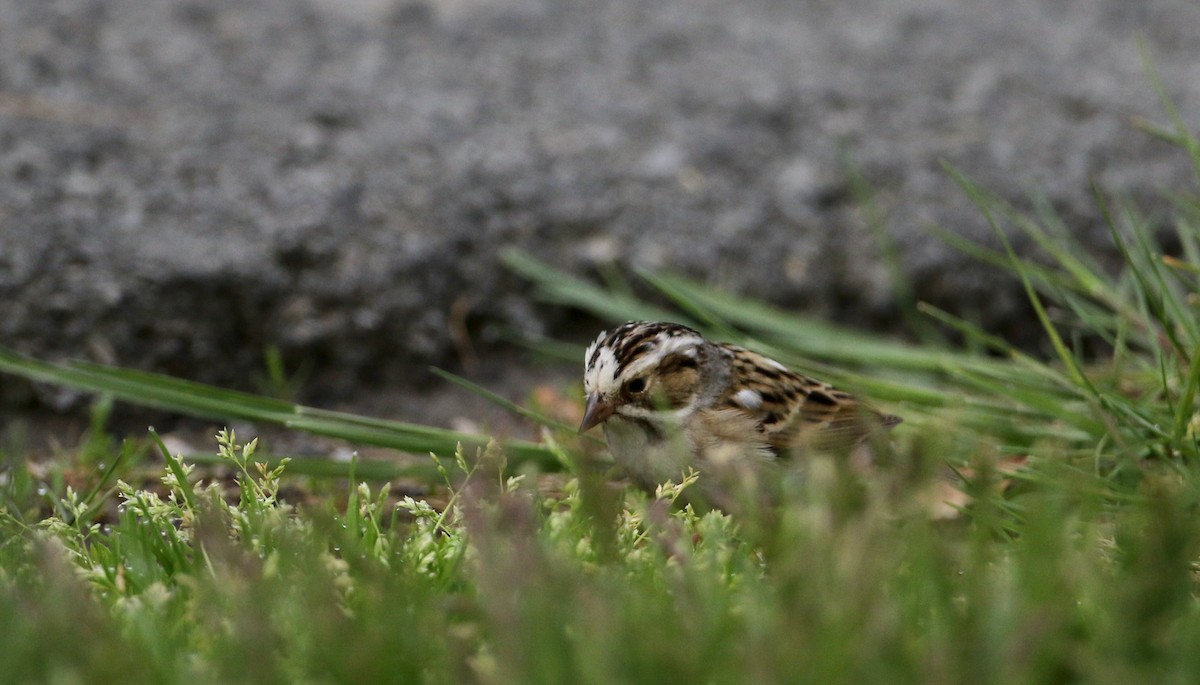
(1, 0), (1198, 429)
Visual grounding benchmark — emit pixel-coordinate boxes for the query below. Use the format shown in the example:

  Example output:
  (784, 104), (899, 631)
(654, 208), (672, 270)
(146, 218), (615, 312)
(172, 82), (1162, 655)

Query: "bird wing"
(715, 344), (899, 454)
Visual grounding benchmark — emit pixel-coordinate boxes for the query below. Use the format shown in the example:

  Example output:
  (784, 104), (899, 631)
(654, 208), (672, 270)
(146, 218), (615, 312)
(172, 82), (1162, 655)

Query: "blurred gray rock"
(1, 0), (1198, 399)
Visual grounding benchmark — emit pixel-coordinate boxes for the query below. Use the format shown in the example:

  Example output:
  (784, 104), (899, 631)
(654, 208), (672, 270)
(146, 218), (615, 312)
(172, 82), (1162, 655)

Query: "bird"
(579, 321), (900, 506)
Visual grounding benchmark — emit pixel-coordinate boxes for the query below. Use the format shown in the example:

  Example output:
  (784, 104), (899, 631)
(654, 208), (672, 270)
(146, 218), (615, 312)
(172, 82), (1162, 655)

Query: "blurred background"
(1, 0), (1198, 425)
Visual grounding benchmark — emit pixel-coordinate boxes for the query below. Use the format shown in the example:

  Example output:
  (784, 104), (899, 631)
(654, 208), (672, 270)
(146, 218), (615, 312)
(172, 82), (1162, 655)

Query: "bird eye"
(626, 377), (647, 393)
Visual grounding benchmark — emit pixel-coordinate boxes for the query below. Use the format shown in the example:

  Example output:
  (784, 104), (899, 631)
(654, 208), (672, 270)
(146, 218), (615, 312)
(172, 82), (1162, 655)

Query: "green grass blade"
(1172, 342), (1200, 445)
(945, 163), (1089, 390)
(428, 366), (597, 440)
(0, 345), (560, 476)
(150, 428), (197, 510)
(1095, 185), (1188, 361)
(502, 249), (685, 324)
(181, 451), (441, 482)
(1139, 37), (1200, 182)
(641, 271), (1004, 374)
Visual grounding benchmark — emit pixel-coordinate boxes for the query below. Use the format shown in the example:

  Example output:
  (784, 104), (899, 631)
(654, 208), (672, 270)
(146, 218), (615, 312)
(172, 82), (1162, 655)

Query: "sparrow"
(579, 321), (900, 502)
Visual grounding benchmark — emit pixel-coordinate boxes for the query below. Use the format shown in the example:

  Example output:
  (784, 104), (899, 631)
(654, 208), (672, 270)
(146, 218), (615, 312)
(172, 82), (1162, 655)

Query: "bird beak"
(578, 393), (615, 433)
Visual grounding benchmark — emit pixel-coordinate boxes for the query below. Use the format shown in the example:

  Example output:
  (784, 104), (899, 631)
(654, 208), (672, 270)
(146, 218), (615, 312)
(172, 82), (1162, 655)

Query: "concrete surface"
(1, 0), (1198, 410)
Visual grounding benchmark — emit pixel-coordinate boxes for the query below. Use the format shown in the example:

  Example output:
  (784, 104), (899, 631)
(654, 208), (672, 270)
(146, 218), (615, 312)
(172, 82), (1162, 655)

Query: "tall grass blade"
(945, 163), (1089, 390)
(0, 346), (559, 476)
(502, 249), (684, 324)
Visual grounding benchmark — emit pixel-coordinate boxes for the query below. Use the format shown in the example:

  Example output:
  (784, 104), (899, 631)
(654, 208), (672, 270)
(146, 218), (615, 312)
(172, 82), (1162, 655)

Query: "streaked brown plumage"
(580, 321), (900, 501)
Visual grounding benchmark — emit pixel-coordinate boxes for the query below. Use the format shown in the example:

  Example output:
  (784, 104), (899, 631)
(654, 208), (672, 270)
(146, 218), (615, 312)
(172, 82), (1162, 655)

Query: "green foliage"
(0, 348), (561, 480)
(5, 427), (1200, 684)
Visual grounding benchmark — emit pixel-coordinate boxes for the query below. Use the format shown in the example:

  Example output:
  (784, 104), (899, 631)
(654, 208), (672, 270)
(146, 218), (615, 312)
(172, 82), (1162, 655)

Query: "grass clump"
(5, 426), (1200, 683)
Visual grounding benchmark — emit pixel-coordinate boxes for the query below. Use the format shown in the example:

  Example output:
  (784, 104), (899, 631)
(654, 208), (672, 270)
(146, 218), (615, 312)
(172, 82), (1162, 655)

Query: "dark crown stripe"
(594, 321), (703, 374)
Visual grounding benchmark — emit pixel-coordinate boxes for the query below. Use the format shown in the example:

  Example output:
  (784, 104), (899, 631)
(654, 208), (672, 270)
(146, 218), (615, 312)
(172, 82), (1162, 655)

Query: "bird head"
(579, 321), (708, 433)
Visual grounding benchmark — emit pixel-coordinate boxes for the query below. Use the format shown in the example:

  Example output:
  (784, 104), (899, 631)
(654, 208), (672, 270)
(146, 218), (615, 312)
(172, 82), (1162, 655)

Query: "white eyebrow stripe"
(733, 388), (763, 409)
(620, 333), (704, 380)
